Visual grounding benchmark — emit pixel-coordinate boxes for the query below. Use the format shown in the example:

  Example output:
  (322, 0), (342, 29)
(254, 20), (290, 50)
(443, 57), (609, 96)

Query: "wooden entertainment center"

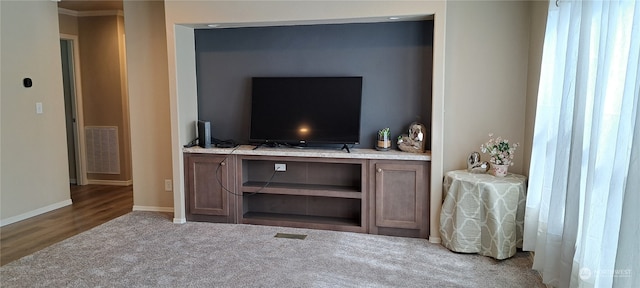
(184, 145), (430, 238)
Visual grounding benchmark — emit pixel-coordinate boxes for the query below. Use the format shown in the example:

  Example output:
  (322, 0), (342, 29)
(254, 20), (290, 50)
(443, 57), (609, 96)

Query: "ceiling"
(58, 0), (123, 12)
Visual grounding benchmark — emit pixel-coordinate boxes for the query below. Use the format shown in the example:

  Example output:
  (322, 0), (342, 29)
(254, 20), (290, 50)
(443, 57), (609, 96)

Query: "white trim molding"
(0, 199), (73, 227)
(86, 179), (133, 186)
(58, 8), (124, 17)
(77, 10), (124, 17)
(58, 8), (79, 16)
(133, 206), (174, 213)
(173, 218), (187, 224)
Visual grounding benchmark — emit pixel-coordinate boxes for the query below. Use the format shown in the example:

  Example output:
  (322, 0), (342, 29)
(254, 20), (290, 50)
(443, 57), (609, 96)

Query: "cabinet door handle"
(221, 162), (226, 166)
(377, 168), (382, 173)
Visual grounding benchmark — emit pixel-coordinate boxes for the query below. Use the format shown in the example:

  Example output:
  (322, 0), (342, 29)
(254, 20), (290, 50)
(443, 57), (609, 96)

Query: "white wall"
(524, 1), (548, 176)
(123, 0), (174, 211)
(59, 13), (78, 35)
(78, 15), (132, 183)
(1, 1), (71, 224)
(444, 1), (531, 175)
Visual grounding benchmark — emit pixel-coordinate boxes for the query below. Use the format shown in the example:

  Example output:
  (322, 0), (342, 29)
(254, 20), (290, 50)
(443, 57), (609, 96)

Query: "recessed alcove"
(169, 5), (447, 242)
(193, 20), (433, 149)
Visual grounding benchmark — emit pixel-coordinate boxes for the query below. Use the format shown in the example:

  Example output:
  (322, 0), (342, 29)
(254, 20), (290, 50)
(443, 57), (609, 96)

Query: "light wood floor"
(0, 184), (133, 266)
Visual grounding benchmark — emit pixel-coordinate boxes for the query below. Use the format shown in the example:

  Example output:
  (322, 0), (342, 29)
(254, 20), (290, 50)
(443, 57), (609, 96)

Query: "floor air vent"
(274, 233), (307, 240)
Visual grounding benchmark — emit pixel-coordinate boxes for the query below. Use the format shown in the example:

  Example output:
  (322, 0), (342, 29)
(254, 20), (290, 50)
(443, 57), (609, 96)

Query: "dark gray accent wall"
(195, 20), (433, 149)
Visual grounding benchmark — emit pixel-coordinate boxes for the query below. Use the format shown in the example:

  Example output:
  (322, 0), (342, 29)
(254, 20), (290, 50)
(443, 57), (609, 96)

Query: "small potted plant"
(480, 133), (519, 177)
(376, 128), (391, 151)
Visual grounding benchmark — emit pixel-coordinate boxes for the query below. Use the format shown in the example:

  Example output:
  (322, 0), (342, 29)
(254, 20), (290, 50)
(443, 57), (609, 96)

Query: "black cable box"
(213, 138), (237, 148)
(216, 142), (237, 148)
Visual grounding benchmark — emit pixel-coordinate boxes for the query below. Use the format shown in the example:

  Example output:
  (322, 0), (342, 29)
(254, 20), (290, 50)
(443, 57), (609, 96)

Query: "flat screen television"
(249, 76), (363, 148)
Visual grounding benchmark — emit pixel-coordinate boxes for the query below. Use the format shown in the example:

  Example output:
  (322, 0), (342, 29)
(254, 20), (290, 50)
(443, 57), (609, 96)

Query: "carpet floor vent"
(274, 233), (307, 240)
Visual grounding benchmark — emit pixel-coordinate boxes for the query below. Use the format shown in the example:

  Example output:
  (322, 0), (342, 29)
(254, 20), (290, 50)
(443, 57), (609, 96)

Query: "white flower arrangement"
(480, 134), (519, 166)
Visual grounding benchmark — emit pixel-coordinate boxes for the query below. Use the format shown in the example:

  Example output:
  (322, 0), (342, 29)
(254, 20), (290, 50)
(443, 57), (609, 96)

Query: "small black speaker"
(197, 120), (212, 148)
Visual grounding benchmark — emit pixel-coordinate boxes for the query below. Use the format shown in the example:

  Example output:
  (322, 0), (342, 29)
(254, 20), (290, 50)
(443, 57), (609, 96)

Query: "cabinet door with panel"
(369, 160), (430, 238)
(184, 153), (236, 223)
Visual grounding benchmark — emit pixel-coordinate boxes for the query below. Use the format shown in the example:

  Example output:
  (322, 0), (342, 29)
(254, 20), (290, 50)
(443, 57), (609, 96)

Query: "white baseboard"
(0, 199), (73, 227)
(173, 218), (186, 224)
(428, 236), (442, 244)
(132, 205), (174, 213)
(87, 179), (133, 186)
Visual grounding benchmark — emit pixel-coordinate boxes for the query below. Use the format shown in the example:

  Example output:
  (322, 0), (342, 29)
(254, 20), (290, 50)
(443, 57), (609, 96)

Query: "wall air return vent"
(85, 126), (120, 174)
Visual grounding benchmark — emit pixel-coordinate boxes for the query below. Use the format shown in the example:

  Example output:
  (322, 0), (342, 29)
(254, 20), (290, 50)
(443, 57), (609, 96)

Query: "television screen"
(249, 77), (363, 147)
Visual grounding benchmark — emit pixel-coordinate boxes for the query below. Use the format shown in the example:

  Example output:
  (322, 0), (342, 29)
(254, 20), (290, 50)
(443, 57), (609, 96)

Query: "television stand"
(183, 145), (431, 238)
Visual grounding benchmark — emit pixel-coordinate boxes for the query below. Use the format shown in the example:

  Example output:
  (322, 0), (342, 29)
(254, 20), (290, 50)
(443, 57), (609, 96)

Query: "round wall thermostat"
(23, 78), (33, 88)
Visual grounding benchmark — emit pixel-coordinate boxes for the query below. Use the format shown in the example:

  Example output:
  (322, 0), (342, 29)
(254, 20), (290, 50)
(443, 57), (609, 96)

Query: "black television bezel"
(248, 76), (363, 147)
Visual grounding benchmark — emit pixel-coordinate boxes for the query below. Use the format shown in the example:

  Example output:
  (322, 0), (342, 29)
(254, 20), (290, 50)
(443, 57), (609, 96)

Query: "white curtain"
(523, 0), (640, 287)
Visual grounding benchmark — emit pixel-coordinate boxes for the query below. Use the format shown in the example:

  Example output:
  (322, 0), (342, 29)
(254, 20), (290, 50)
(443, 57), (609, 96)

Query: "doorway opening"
(60, 35), (87, 185)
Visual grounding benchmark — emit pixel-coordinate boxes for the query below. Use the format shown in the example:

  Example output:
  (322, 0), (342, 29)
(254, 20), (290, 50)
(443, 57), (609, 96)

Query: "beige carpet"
(0, 212), (543, 287)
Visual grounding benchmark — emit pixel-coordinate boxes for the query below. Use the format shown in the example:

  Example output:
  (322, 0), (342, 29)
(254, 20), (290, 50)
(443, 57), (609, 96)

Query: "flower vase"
(490, 163), (509, 177)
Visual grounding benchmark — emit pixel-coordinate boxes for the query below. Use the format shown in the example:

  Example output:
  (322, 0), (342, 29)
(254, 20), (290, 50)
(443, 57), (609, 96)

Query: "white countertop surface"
(183, 145), (431, 161)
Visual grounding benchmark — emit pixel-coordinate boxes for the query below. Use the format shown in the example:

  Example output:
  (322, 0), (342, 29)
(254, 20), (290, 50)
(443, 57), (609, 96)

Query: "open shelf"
(242, 158), (362, 188)
(241, 181), (362, 198)
(241, 182), (366, 232)
(243, 212), (361, 227)
(239, 156), (367, 232)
